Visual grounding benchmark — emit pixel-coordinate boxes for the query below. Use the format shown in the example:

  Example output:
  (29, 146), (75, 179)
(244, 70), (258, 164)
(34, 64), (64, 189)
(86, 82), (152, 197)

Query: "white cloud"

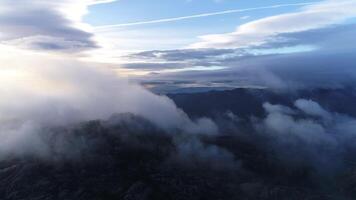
(295, 99), (331, 119)
(259, 99), (356, 145)
(0, 45), (217, 158)
(0, 45), (216, 132)
(190, 0), (356, 49)
(255, 99), (356, 169)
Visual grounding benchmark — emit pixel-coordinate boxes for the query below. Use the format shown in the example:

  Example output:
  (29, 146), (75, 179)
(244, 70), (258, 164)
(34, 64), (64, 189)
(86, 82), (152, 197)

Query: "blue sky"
(84, 0), (320, 51)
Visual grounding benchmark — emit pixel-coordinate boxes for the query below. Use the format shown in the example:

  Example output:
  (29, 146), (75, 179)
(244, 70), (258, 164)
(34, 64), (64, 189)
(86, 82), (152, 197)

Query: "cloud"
(129, 49), (237, 62)
(174, 136), (238, 169)
(295, 99), (331, 119)
(0, 46), (217, 159)
(0, 0), (115, 52)
(254, 99), (356, 172)
(123, 22), (356, 72)
(190, 0), (356, 49)
(120, 62), (193, 71)
(258, 23), (356, 52)
(2, 35), (98, 52)
(139, 49), (356, 92)
(263, 103), (296, 115)
(123, 48), (236, 71)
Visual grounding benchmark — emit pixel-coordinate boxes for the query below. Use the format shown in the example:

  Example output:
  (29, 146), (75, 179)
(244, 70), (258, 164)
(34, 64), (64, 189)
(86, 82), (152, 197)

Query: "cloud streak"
(94, 2), (318, 31)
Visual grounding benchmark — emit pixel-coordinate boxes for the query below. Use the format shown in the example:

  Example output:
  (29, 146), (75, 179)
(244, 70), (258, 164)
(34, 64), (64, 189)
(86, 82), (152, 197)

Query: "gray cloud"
(177, 51), (354, 90)
(0, 0), (98, 52)
(258, 23), (356, 52)
(295, 99), (331, 119)
(129, 49), (237, 62)
(121, 62), (190, 71)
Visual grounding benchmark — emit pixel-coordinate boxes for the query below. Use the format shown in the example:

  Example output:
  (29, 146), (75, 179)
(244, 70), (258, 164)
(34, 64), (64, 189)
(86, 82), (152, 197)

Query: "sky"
(0, 0), (356, 89)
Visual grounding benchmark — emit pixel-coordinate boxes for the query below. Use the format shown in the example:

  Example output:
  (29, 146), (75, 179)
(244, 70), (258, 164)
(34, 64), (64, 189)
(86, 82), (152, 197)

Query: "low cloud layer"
(128, 23), (356, 92)
(0, 46), (217, 159)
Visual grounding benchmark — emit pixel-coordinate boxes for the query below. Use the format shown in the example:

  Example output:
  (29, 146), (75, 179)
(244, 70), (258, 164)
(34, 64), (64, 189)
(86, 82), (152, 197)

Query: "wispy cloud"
(94, 2), (318, 31)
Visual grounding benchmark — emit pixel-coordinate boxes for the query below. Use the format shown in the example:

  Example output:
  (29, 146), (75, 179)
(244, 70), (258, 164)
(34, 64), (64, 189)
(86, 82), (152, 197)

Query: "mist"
(254, 99), (356, 174)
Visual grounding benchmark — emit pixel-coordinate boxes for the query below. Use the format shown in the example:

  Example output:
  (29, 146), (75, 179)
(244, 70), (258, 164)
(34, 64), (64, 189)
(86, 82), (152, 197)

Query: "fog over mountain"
(1, 0), (356, 199)
(2, 87), (356, 199)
